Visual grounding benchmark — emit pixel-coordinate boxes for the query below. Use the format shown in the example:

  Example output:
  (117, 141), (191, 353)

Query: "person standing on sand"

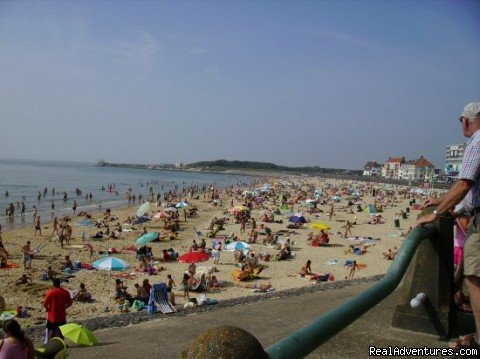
(72, 200), (77, 215)
(51, 217), (59, 237)
(42, 278), (72, 343)
(416, 102), (480, 352)
(21, 241), (32, 270)
(32, 206), (37, 221)
(34, 216), (41, 236)
(329, 204), (335, 221)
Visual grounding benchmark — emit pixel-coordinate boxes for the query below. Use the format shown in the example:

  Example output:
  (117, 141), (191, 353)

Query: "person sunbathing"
(61, 255), (73, 270)
(74, 283), (92, 302)
(114, 279), (132, 303)
(299, 260), (313, 277)
(15, 274), (32, 286)
(137, 256), (148, 272)
(134, 283), (149, 304)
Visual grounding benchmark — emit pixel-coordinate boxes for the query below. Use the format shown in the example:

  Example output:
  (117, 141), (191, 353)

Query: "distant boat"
(97, 159), (106, 166)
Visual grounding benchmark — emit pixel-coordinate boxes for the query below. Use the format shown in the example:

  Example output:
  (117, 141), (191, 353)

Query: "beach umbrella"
(224, 241), (251, 252)
(331, 195), (341, 203)
(76, 219), (93, 227)
(60, 323), (97, 346)
(178, 251), (210, 263)
(164, 207), (178, 212)
(92, 257), (131, 271)
(135, 232), (159, 246)
(309, 222), (330, 230)
(136, 202), (150, 217)
(175, 202), (189, 208)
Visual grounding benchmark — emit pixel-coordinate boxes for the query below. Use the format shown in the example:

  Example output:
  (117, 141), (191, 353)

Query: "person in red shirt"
(42, 278), (72, 343)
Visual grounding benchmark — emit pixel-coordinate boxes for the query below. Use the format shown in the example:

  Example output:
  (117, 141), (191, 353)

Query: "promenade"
(68, 278), (446, 358)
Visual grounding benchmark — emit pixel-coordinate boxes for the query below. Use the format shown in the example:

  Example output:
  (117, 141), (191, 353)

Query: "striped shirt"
(459, 129), (480, 212)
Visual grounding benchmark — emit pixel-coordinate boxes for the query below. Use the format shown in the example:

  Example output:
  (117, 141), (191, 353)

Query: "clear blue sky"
(0, 0), (479, 169)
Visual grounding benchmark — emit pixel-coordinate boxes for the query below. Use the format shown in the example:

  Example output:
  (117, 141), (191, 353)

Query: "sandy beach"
(0, 175), (431, 329)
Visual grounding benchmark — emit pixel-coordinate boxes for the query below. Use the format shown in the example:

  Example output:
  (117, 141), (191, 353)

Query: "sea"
(0, 159), (255, 231)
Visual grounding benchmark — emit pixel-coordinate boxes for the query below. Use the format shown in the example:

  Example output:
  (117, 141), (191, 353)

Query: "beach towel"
(326, 259), (338, 265)
(0, 262), (20, 270)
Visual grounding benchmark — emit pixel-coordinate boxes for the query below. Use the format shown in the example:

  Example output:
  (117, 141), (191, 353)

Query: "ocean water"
(0, 159), (254, 230)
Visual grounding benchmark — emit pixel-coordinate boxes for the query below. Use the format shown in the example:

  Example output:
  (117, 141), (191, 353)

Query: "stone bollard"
(181, 326), (268, 359)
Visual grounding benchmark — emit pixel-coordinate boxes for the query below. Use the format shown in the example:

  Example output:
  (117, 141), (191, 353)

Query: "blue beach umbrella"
(92, 257), (131, 271)
(224, 241), (251, 252)
(135, 232), (159, 246)
(175, 202), (189, 209)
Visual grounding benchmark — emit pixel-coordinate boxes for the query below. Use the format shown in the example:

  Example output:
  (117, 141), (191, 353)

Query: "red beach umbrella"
(178, 251), (210, 263)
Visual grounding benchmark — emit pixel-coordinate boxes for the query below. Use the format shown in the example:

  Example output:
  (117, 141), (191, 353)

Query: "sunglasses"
(459, 116), (465, 123)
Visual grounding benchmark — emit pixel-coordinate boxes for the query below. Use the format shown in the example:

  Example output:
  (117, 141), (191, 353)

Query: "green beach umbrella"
(136, 202), (150, 217)
(60, 323), (97, 346)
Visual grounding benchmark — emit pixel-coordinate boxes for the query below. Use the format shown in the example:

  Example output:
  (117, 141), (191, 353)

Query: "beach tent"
(363, 204), (377, 214)
(136, 202), (150, 217)
(92, 257), (131, 271)
(224, 241), (251, 252)
(178, 251), (210, 263)
(289, 214), (306, 223)
(147, 283), (176, 314)
(135, 232), (159, 246)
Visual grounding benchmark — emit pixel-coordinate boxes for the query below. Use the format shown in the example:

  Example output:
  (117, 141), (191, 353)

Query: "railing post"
(392, 214), (454, 336)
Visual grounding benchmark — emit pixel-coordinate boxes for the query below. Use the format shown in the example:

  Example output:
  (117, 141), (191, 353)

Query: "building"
(394, 156), (435, 182)
(363, 161), (382, 176)
(398, 160), (415, 181)
(382, 157), (405, 179)
(445, 142), (466, 178)
(414, 156), (435, 182)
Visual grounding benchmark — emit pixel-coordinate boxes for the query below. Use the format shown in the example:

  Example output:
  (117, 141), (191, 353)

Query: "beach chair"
(34, 337), (68, 359)
(147, 283), (176, 314)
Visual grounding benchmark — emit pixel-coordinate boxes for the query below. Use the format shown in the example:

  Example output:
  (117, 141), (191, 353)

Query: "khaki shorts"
(464, 213), (480, 277)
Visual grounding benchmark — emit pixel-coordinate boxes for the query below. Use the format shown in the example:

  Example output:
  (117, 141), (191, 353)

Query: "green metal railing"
(266, 223), (438, 359)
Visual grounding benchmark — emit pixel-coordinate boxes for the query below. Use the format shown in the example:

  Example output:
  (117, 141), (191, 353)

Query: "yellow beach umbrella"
(60, 323), (97, 346)
(309, 222), (330, 230)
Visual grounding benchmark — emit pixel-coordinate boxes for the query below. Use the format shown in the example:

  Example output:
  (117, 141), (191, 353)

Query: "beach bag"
(131, 300), (144, 311)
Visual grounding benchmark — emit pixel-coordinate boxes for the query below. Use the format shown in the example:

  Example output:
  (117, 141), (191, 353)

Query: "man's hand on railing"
(421, 197), (440, 209)
(414, 212), (437, 228)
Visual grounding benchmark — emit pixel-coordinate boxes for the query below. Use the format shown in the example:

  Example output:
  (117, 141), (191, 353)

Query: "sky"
(0, 0), (479, 170)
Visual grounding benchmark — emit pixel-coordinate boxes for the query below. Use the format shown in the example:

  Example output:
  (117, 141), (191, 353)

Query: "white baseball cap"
(462, 102), (480, 120)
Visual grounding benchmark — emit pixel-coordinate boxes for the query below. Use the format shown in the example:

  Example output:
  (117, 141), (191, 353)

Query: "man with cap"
(417, 101), (480, 351)
(42, 278), (72, 343)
